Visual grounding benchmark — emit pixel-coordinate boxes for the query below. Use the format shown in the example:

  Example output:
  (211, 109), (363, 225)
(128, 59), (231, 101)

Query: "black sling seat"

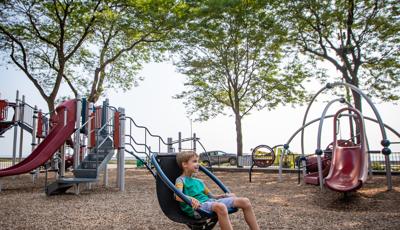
(151, 153), (238, 230)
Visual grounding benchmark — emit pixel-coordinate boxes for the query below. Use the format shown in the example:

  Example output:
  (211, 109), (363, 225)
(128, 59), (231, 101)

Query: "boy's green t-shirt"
(175, 176), (210, 217)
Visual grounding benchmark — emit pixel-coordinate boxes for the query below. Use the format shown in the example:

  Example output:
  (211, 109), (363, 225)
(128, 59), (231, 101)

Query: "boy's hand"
(190, 197), (201, 209)
(224, 193), (236, 198)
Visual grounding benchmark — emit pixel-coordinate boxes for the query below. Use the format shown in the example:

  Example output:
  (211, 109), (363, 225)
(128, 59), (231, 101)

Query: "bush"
(371, 162), (385, 171)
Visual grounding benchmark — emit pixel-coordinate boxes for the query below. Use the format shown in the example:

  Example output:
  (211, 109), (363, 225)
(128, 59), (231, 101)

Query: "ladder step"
(74, 168), (97, 178)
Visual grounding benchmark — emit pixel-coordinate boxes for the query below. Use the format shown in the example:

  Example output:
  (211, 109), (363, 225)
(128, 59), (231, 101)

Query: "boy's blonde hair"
(176, 151), (198, 169)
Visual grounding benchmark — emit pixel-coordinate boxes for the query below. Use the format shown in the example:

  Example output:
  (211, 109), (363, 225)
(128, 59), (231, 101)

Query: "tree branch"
(9, 42), (49, 101)
(26, 9), (58, 48)
(65, 0), (101, 61)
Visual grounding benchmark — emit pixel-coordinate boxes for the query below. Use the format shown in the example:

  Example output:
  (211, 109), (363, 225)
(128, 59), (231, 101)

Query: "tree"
(66, 0), (190, 103)
(0, 0), (103, 111)
(277, 0), (400, 111)
(175, 0), (308, 161)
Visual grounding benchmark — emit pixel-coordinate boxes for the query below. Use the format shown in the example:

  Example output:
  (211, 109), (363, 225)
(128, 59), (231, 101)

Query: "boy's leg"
(233, 197), (260, 230)
(212, 202), (233, 230)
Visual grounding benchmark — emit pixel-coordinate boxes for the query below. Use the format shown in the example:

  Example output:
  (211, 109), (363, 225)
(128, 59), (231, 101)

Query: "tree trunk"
(46, 97), (55, 114)
(234, 110), (243, 168)
(351, 89), (362, 112)
(349, 77), (362, 143)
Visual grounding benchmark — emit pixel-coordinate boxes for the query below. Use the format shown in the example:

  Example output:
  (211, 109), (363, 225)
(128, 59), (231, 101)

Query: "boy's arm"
(175, 177), (201, 209)
(174, 179), (185, 202)
(204, 184), (223, 199)
(204, 184), (235, 199)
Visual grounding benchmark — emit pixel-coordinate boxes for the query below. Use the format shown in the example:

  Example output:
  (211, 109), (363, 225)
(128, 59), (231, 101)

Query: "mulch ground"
(0, 168), (399, 230)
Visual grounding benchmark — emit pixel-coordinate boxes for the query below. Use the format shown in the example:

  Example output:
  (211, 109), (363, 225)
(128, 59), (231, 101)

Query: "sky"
(0, 61), (399, 158)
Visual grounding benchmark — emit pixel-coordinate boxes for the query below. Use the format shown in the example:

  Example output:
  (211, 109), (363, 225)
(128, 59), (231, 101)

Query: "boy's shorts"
(200, 197), (235, 213)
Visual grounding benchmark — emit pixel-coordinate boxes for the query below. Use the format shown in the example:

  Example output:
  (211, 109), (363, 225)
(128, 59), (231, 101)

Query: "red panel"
(36, 111), (44, 138)
(113, 111), (120, 149)
(89, 113), (95, 148)
(0, 100), (8, 121)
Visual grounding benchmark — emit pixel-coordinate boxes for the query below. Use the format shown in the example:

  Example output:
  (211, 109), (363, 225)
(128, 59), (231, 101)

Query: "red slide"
(324, 107), (368, 192)
(0, 100), (76, 177)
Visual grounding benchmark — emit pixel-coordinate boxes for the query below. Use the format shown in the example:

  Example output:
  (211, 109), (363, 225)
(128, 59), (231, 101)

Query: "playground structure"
(0, 91), (49, 172)
(272, 82), (399, 192)
(0, 91), (208, 196)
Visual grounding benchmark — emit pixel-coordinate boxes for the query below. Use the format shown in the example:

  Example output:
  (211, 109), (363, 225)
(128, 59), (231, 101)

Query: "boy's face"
(182, 156), (199, 174)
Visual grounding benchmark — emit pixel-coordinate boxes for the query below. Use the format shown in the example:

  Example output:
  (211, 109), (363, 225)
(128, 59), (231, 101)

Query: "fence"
(235, 152), (400, 172)
(370, 152), (400, 172)
(237, 154), (300, 168)
(1, 152), (399, 171)
(0, 158), (13, 170)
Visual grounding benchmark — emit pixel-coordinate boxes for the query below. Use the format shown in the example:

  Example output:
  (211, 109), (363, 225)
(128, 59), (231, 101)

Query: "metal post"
(18, 95), (25, 162)
(12, 90), (19, 166)
(101, 99), (109, 136)
(31, 106), (39, 183)
(178, 132), (182, 152)
(167, 138), (173, 153)
(60, 109), (68, 178)
(74, 96), (82, 169)
(278, 148), (285, 182)
(87, 103), (94, 150)
(81, 133), (87, 160)
(31, 106), (38, 151)
(117, 107), (125, 191)
(103, 164), (108, 187)
(317, 155), (323, 190)
(384, 154), (392, 190)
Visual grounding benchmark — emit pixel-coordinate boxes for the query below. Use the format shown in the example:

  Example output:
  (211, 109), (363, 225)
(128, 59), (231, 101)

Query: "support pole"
(101, 99), (109, 136)
(60, 109), (68, 178)
(103, 99), (109, 187)
(87, 103), (94, 150)
(117, 108), (125, 191)
(31, 106), (38, 183)
(317, 154), (324, 190)
(18, 95), (25, 162)
(103, 164), (108, 187)
(74, 96), (82, 169)
(12, 90), (19, 166)
(167, 138), (173, 153)
(278, 148), (285, 182)
(31, 106), (38, 151)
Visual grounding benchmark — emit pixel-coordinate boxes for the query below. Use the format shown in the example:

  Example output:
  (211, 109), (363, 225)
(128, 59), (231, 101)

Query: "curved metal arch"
(300, 82), (388, 160)
(316, 98), (354, 151)
(286, 114), (400, 149)
(299, 82), (392, 190)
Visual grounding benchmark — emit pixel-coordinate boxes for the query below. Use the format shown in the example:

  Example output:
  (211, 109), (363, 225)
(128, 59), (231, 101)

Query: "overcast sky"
(1, 61), (399, 158)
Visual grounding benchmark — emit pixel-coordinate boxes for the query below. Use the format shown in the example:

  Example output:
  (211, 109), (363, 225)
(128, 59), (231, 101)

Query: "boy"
(175, 151), (260, 230)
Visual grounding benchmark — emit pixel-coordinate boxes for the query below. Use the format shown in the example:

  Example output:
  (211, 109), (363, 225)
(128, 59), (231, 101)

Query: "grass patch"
(108, 159), (136, 165)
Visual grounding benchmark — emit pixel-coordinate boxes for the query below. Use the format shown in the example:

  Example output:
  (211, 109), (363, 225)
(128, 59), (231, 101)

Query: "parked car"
(199, 150), (237, 166)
